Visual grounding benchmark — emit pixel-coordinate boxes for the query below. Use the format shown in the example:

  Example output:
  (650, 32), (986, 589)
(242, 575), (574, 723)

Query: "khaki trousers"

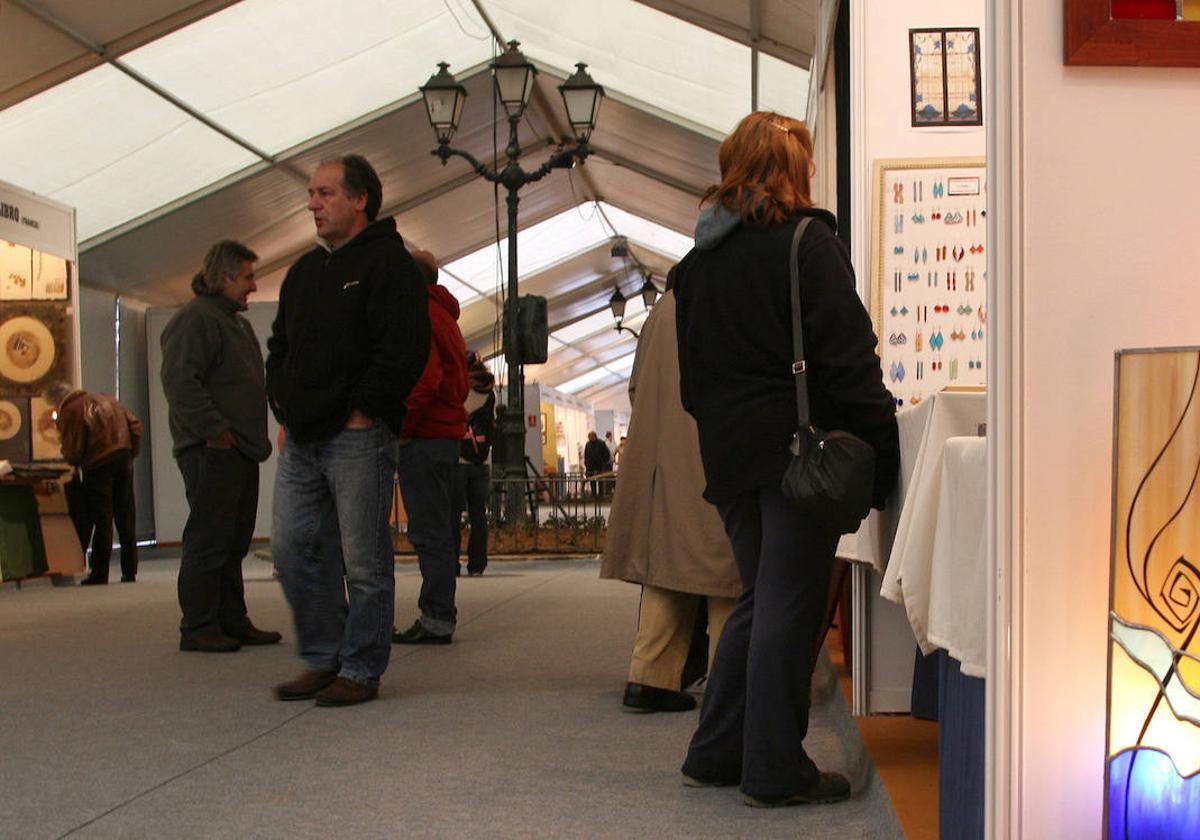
(628, 584), (735, 690)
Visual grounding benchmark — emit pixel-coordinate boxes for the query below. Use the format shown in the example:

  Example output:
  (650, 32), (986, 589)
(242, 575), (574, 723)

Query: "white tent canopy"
(0, 0), (815, 406)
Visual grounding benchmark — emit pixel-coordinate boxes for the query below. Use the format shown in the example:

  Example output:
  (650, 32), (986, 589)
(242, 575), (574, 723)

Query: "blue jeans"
(451, 461), (490, 573)
(396, 437), (459, 634)
(273, 425), (398, 688)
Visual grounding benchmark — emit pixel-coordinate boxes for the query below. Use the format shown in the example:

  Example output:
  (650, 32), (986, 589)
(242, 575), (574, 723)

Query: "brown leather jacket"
(55, 391), (142, 468)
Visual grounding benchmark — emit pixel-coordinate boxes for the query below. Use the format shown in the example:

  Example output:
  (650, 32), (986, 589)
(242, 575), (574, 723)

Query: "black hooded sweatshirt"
(265, 217), (430, 443)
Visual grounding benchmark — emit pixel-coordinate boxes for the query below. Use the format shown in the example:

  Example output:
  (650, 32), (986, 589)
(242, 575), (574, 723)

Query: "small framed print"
(910, 28), (983, 127)
(31, 252), (69, 300)
(1, 240), (33, 300)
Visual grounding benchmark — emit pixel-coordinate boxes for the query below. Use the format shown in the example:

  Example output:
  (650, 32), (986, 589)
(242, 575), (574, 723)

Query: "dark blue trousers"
(681, 486), (838, 797)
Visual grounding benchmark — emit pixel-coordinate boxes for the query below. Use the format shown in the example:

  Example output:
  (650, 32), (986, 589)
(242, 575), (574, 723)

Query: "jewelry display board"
(871, 157), (987, 408)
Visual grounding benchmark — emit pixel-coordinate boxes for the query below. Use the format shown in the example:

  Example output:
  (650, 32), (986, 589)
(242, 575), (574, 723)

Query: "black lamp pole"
(421, 44), (604, 523)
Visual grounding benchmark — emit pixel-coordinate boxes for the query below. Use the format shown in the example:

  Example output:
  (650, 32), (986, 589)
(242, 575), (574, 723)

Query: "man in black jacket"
(266, 155), (430, 707)
(161, 240), (280, 654)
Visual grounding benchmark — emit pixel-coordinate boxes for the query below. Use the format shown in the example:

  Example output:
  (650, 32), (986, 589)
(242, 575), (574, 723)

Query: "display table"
(878, 390), (987, 651)
(0, 469), (85, 583)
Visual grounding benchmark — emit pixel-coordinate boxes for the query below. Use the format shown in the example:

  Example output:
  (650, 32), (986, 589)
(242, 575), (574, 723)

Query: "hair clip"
(769, 121), (791, 134)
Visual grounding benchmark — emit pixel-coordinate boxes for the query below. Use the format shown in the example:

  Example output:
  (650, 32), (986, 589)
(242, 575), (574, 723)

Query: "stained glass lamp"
(1107, 347), (1200, 837)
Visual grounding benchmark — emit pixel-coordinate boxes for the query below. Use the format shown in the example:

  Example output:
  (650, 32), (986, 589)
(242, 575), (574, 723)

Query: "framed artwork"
(0, 302), (71, 396)
(1066, 0), (1200, 65)
(870, 157), (987, 408)
(0, 397), (31, 462)
(909, 28), (982, 127)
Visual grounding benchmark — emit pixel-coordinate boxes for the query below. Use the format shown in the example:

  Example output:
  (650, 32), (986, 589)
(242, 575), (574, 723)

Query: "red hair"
(702, 111), (815, 226)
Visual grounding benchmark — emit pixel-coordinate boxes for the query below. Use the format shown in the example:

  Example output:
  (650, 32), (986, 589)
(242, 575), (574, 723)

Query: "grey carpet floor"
(0, 557), (902, 839)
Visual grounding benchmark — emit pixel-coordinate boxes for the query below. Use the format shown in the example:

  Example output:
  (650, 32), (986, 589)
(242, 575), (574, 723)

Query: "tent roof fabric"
(0, 0), (815, 408)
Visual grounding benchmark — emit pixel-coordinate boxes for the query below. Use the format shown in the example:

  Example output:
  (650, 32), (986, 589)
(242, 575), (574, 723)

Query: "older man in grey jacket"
(161, 240), (280, 653)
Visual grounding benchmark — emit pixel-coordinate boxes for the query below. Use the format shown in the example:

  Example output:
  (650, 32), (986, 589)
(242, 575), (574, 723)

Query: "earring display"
(872, 158), (988, 405)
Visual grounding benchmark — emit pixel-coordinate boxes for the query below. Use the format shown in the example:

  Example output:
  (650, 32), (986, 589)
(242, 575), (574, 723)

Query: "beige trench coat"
(600, 291), (741, 598)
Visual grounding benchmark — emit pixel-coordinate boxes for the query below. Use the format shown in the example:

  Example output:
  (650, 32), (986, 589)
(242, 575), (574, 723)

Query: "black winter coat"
(675, 209), (900, 508)
(265, 218), (430, 443)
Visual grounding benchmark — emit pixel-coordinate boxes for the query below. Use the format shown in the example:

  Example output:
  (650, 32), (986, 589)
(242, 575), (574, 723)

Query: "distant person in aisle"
(583, 430), (610, 497)
(267, 154), (430, 706)
(452, 351), (495, 577)
(674, 112), (900, 807)
(160, 240), (281, 654)
(45, 382), (142, 586)
(392, 249), (469, 645)
(601, 267), (739, 714)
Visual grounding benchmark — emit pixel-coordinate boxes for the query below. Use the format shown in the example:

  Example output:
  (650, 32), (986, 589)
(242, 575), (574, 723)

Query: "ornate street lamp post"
(608, 273), (659, 339)
(420, 43), (604, 522)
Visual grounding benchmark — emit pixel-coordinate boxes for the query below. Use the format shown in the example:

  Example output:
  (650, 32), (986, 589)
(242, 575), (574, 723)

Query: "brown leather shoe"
(275, 670), (338, 701)
(226, 624), (282, 645)
(314, 677), (378, 707)
(180, 629), (241, 653)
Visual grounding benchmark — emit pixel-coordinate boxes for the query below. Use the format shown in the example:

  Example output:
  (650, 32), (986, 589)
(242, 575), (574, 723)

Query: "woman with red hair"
(675, 112), (899, 807)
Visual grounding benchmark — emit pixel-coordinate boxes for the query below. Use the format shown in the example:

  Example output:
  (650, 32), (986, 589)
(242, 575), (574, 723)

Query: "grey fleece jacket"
(160, 293), (272, 462)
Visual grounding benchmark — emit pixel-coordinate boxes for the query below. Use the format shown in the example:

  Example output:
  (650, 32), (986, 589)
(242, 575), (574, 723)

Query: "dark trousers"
(681, 486), (838, 798)
(72, 452), (138, 582)
(396, 438), (459, 633)
(451, 461), (489, 574)
(176, 446), (258, 636)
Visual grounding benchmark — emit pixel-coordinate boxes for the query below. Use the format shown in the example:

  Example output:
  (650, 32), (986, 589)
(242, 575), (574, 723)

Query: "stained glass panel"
(910, 31), (945, 125)
(909, 28), (981, 128)
(1107, 348), (1200, 837)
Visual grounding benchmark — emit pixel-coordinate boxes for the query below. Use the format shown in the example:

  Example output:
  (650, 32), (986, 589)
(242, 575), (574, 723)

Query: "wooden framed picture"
(1065, 0), (1200, 66)
(909, 28), (982, 127)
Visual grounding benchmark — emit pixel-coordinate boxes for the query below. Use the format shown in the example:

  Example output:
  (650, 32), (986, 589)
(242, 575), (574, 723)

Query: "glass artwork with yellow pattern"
(1107, 348), (1200, 837)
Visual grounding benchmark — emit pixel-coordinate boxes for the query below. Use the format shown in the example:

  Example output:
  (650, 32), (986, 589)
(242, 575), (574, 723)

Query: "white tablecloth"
(925, 437), (987, 677)
(875, 391), (986, 667)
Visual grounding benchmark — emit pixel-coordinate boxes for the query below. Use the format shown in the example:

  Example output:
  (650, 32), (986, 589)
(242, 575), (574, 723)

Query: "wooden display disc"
(0, 315), (55, 384)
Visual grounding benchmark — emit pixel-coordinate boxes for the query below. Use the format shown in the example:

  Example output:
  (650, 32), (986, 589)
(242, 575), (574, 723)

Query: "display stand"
(0, 179), (82, 584)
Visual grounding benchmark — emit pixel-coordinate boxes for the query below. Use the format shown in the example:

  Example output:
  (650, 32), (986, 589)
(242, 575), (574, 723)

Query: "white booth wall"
(999, 2), (1200, 836)
(851, 0), (987, 712)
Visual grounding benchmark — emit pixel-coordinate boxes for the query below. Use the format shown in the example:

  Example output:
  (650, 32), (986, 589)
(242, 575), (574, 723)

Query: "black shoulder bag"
(779, 217), (876, 535)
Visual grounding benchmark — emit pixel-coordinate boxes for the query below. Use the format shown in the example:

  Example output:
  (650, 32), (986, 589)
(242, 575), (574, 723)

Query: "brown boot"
(275, 670), (338, 701)
(314, 677), (378, 707)
(226, 623), (283, 646)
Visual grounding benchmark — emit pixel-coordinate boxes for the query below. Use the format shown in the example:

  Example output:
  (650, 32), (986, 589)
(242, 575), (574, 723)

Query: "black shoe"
(120, 576), (136, 583)
(742, 772), (852, 807)
(180, 629), (242, 653)
(622, 681), (697, 712)
(79, 577), (107, 586)
(226, 624), (282, 645)
(391, 621), (452, 645)
(466, 567), (485, 576)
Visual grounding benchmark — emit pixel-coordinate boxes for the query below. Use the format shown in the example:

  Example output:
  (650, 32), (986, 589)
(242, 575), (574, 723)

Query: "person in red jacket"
(392, 250), (469, 645)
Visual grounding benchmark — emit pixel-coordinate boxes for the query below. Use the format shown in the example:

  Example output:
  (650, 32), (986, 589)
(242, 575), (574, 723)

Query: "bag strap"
(789, 216), (815, 429)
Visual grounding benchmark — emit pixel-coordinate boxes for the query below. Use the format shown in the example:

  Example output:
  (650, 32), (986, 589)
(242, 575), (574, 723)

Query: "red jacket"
(402, 284), (468, 439)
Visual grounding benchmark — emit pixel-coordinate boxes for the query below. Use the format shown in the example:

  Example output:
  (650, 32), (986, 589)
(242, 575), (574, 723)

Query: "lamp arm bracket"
(433, 145), (501, 183)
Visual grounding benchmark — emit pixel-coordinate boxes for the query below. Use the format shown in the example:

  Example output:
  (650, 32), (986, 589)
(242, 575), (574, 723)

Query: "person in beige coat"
(600, 276), (740, 712)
